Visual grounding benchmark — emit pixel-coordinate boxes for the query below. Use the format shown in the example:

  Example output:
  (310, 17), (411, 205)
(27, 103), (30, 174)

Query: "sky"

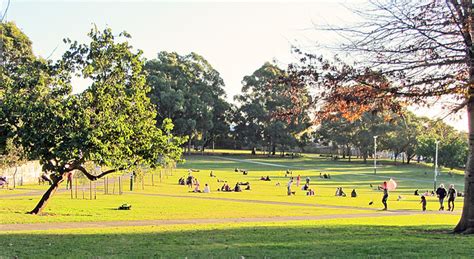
(2, 0), (468, 132)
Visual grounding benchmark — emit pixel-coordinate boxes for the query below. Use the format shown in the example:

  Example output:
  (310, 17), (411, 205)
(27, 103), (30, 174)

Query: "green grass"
(0, 153), (467, 257)
(0, 215), (468, 257)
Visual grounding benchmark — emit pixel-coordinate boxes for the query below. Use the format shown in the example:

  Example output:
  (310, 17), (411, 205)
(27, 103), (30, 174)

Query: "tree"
(416, 119), (468, 169)
(2, 25), (184, 214)
(382, 111), (423, 164)
(289, 0), (474, 233)
(233, 62), (312, 155)
(145, 52), (231, 153)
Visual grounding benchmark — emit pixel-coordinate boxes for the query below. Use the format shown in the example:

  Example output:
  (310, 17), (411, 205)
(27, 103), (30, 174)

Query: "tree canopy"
(145, 52), (231, 152)
(1, 23), (184, 214)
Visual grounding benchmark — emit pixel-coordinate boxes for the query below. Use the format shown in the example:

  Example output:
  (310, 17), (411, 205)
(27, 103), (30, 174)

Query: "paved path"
(0, 211), (438, 232)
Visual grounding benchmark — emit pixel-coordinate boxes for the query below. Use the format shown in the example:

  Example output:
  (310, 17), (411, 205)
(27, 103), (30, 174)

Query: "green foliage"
(233, 62), (312, 154)
(145, 52), (231, 150)
(2, 24), (185, 177)
(416, 120), (468, 169)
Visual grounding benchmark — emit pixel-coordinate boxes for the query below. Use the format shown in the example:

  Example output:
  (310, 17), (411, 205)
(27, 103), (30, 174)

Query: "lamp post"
(373, 136), (378, 174)
(434, 140), (439, 191)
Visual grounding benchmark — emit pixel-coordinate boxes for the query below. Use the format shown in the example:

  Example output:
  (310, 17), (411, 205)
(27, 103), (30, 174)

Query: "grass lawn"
(0, 153), (467, 257)
(0, 216), (469, 257)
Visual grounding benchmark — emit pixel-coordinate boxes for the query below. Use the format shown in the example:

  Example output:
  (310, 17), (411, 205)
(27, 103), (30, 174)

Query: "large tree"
(1, 24), (184, 214)
(233, 62), (312, 155)
(288, 0), (474, 233)
(145, 52), (231, 153)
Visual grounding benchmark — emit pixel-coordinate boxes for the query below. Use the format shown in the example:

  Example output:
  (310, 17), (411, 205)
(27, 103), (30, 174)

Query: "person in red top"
(296, 175), (301, 187)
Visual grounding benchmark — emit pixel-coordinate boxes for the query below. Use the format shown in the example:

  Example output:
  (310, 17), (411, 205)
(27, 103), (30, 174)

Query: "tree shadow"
(0, 224), (471, 257)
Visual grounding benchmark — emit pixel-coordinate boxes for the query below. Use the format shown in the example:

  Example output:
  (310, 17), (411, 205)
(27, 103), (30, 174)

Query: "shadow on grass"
(1, 224), (472, 257)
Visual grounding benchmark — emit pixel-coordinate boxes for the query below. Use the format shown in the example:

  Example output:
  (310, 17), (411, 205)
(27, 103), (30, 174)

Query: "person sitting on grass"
(351, 189), (357, 198)
(245, 184), (251, 190)
(414, 189), (419, 196)
(178, 177), (185, 185)
(302, 183), (309, 191)
(203, 184), (210, 193)
(335, 187), (346, 197)
(210, 171), (215, 177)
(186, 174), (193, 188)
(234, 183), (242, 192)
(307, 189), (315, 196)
(193, 178), (201, 192)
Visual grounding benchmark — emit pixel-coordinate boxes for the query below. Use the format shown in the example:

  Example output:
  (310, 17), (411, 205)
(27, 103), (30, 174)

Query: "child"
(420, 195), (427, 211)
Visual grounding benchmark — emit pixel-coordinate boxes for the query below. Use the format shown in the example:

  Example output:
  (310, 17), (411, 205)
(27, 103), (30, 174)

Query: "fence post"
(75, 178), (78, 199)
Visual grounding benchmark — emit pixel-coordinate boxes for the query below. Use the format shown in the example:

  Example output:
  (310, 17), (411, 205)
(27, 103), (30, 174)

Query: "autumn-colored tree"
(286, 1), (474, 233)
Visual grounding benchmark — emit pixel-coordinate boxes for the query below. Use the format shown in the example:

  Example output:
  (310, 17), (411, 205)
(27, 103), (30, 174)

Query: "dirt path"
(0, 211), (440, 232)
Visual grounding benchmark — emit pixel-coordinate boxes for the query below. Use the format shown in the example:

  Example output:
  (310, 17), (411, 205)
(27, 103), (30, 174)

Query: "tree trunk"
(187, 134), (193, 155)
(251, 146), (256, 155)
(271, 145), (276, 156)
(13, 166), (17, 189)
(454, 3), (474, 233)
(29, 173), (65, 215)
(347, 144), (351, 162)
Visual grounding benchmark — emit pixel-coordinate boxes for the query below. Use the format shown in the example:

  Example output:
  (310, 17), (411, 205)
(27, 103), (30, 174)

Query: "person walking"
(420, 196), (427, 211)
(381, 181), (389, 210)
(296, 175), (301, 187)
(447, 184), (457, 212)
(436, 184), (447, 211)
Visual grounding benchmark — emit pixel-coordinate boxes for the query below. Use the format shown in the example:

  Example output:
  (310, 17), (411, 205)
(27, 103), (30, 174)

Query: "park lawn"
(0, 214), (467, 258)
(131, 155), (465, 211)
(1, 154), (464, 224)
(0, 190), (369, 224)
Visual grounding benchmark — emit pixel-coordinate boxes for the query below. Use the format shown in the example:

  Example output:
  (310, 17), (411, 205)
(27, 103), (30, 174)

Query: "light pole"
(373, 136), (378, 174)
(434, 140), (439, 191)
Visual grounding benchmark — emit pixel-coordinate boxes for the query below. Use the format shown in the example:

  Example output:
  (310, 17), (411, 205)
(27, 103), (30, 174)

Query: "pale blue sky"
(2, 0), (467, 131)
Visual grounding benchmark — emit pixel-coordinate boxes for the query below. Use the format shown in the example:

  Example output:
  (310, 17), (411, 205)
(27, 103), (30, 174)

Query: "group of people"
(178, 168), (461, 213)
(320, 173), (331, 179)
(334, 187), (346, 197)
(414, 184), (457, 211)
(286, 175), (314, 196)
(234, 168), (248, 175)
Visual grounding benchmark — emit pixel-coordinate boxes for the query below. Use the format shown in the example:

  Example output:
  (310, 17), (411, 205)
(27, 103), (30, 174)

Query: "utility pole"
(373, 136), (378, 174)
(434, 140), (439, 191)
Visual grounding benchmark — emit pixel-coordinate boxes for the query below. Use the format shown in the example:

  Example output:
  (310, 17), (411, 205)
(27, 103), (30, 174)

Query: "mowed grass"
(0, 153), (467, 257)
(0, 215), (468, 258)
